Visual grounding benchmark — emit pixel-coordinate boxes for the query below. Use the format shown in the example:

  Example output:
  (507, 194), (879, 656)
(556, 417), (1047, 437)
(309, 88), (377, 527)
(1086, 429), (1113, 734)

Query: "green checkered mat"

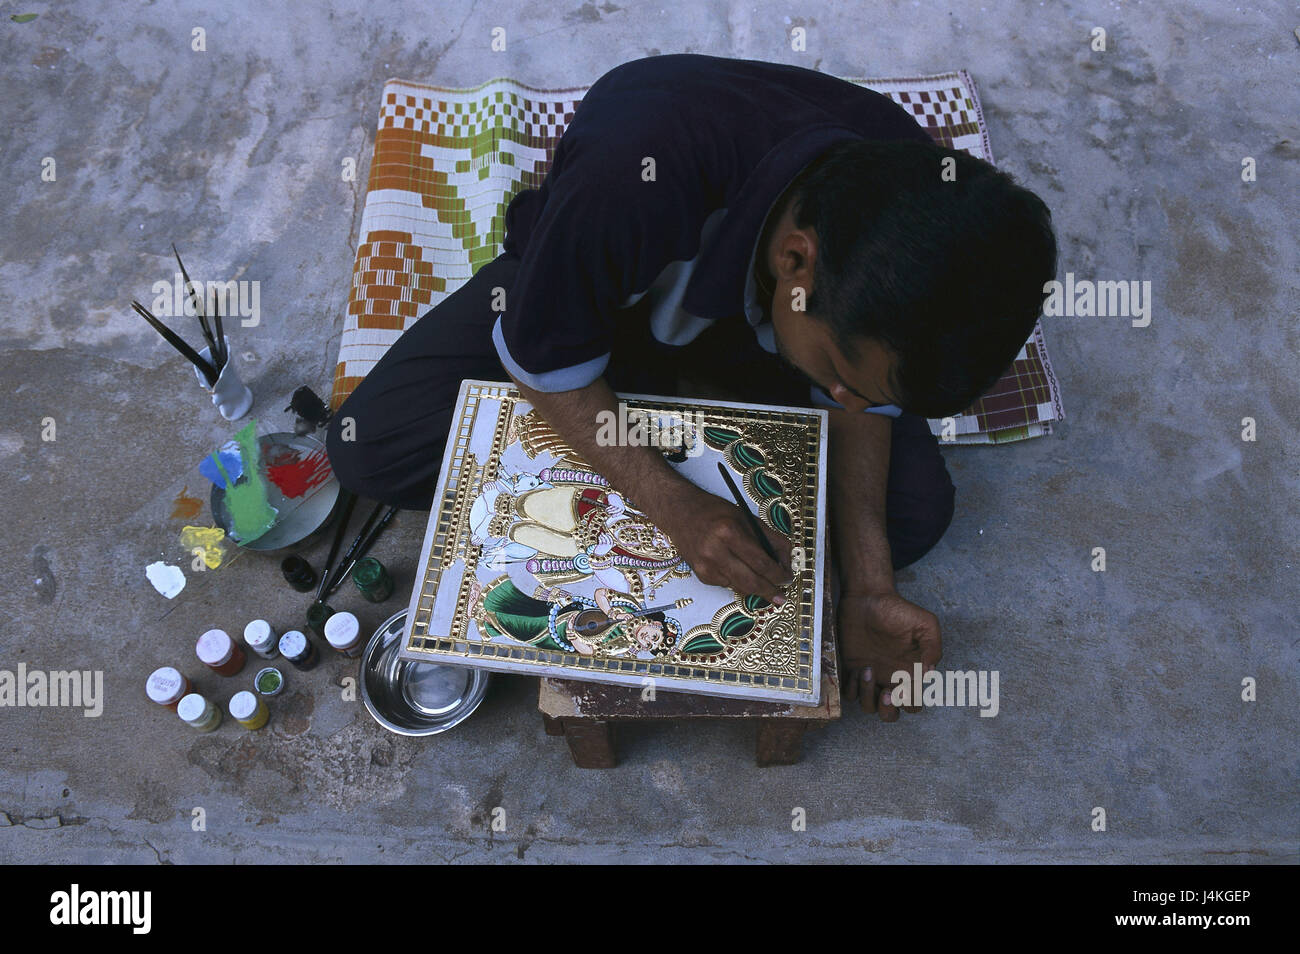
(332, 70), (1064, 444)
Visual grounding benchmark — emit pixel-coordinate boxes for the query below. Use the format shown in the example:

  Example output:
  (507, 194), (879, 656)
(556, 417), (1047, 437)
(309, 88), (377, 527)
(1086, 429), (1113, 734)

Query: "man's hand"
(839, 590), (942, 721)
(509, 375), (792, 603)
(657, 483), (793, 604)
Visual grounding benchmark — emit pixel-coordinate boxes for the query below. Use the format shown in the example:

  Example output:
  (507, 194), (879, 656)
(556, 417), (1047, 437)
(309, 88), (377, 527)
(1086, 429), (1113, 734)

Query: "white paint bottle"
(324, 611), (364, 657)
(177, 693), (222, 732)
(243, 619), (279, 659)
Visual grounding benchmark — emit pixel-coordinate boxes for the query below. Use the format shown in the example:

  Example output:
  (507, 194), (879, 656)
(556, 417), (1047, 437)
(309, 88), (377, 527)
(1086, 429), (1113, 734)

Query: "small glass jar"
(280, 555), (316, 592)
(229, 691), (269, 730)
(352, 557), (394, 603)
(323, 611), (365, 657)
(196, 629), (246, 676)
(278, 630), (318, 671)
(254, 667), (284, 697)
(177, 692), (222, 732)
(145, 667), (190, 710)
(306, 602), (334, 640)
(243, 619), (279, 659)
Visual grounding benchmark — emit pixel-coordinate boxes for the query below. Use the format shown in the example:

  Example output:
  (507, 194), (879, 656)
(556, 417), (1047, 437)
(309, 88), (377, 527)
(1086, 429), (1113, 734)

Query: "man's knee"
(325, 393), (441, 511)
(324, 400), (369, 495)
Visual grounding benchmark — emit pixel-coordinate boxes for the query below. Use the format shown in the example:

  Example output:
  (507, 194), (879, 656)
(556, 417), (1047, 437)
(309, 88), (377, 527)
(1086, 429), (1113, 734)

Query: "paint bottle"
(323, 611), (365, 657)
(255, 667), (284, 697)
(177, 693), (222, 732)
(352, 557), (394, 603)
(280, 555), (316, 592)
(243, 619), (279, 659)
(196, 628), (246, 676)
(278, 630), (318, 671)
(229, 691), (270, 730)
(306, 601), (334, 640)
(145, 667), (190, 710)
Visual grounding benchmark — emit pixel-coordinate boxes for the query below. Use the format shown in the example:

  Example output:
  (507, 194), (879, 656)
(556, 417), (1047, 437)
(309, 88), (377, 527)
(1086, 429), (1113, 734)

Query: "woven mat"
(332, 69), (1064, 444)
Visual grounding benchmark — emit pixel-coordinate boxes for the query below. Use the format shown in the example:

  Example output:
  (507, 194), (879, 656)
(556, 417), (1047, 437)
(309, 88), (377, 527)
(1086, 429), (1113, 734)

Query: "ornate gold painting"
(400, 381), (827, 703)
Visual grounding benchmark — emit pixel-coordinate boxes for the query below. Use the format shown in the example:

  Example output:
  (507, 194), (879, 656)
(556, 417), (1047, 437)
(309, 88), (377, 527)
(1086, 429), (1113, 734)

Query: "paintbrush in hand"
(717, 461), (779, 562)
(131, 300), (218, 386)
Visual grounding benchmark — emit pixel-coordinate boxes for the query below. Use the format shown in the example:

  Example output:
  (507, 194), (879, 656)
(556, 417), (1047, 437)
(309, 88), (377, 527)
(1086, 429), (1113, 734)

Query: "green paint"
(751, 468), (782, 499)
(256, 670), (281, 693)
(703, 426), (742, 450)
(11, 13), (39, 22)
(217, 420), (277, 542)
(769, 502), (792, 536)
(680, 632), (725, 655)
(719, 612), (755, 641)
(733, 443), (765, 469)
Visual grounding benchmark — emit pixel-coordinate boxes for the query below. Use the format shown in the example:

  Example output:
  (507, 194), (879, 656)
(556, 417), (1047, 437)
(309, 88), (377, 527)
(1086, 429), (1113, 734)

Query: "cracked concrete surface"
(1, 1), (1297, 863)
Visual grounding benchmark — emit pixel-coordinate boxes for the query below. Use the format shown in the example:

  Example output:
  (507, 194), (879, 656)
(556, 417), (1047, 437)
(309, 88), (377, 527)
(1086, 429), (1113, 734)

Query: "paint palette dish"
(211, 432), (339, 551)
(401, 381), (828, 705)
(362, 610), (490, 736)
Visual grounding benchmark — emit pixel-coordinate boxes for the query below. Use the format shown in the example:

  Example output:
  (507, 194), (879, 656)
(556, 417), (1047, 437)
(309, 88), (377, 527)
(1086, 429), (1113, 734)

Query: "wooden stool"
(538, 586), (841, 767)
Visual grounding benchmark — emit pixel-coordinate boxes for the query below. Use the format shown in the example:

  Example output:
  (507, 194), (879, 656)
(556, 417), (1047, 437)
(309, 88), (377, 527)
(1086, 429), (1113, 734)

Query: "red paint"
(267, 448), (332, 498)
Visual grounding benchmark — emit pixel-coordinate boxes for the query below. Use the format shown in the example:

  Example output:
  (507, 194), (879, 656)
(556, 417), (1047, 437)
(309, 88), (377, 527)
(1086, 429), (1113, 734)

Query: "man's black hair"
(783, 138), (1058, 417)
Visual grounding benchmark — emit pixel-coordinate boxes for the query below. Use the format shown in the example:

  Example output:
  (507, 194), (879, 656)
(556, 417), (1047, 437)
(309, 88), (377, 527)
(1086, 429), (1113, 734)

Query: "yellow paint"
(234, 697), (269, 730)
(180, 525), (226, 569)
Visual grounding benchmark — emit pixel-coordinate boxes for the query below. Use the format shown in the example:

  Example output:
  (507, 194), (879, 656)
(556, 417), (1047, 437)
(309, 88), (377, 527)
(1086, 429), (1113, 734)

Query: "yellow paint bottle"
(229, 690), (269, 730)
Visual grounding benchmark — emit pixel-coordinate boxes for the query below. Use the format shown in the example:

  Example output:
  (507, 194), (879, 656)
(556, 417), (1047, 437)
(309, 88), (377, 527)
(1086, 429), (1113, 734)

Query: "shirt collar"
(683, 123), (865, 322)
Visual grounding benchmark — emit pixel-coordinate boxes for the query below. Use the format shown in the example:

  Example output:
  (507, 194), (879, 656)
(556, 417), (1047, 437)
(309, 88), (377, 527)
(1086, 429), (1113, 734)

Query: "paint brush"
(326, 505), (398, 597)
(131, 300), (218, 386)
(314, 489), (357, 601)
(172, 243), (219, 366)
(211, 296), (226, 372)
(322, 501), (387, 598)
(717, 461), (779, 562)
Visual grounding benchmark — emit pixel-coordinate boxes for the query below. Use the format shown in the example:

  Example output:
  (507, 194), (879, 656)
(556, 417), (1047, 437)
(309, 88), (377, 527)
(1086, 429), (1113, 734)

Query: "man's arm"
(828, 408), (942, 720)
(511, 376), (792, 603)
(828, 409), (896, 596)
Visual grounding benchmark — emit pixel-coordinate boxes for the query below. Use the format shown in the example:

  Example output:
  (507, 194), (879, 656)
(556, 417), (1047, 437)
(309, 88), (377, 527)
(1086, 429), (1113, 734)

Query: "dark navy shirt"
(494, 53), (931, 415)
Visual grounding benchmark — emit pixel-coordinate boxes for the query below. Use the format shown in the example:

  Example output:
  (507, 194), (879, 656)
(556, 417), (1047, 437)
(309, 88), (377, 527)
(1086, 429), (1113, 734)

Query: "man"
(326, 54), (1057, 720)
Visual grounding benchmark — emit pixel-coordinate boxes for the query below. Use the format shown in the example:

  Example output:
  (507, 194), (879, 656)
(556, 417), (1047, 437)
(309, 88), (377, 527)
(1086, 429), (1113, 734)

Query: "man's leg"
(884, 413), (956, 570)
(325, 253), (520, 510)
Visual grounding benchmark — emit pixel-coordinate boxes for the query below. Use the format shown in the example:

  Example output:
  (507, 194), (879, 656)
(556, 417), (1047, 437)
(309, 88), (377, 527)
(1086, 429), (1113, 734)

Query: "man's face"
(769, 299), (901, 414)
(761, 204), (902, 414)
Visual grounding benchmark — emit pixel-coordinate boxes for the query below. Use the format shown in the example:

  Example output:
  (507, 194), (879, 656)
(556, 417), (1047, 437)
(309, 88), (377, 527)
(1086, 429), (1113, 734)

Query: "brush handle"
(717, 462), (779, 562)
(172, 243), (219, 361)
(132, 300), (217, 385)
(316, 490), (358, 601)
(324, 503), (390, 597)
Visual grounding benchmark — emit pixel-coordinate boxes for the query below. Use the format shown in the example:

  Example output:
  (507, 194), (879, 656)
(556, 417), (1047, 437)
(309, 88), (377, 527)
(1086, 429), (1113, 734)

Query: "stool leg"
(563, 720), (618, 768)
(756, 720), (808, 766)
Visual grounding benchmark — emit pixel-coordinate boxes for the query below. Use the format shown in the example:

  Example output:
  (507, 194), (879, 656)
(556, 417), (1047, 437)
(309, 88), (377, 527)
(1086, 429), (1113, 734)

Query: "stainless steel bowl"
(361, 610), (489, 736)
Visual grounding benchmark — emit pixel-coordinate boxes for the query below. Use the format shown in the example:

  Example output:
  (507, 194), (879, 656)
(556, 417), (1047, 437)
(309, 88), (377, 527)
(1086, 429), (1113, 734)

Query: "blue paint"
(199, 440), (244, 488)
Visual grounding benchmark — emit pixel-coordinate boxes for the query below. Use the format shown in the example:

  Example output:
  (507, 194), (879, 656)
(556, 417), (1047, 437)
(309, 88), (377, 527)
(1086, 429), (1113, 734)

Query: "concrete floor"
(2, 1), (1296, 864)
